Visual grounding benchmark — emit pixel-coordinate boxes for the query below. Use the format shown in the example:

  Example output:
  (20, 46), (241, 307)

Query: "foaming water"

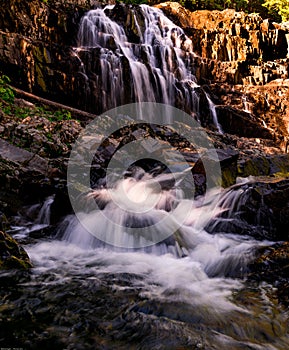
(61, 169), (271, 278)
(9, 173), (289, 349)
(26, 240), (243, 313)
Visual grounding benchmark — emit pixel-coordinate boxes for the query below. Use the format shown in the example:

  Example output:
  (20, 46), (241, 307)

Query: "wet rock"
(238, 154), (289, 177)
(210, 80), (289, 149)
(192, 148), (239, 195)
(207, 178), (289, 241)
(0, 231), (32, 269)
(248, 242), (289, 306)
(216, 106), (272, 139)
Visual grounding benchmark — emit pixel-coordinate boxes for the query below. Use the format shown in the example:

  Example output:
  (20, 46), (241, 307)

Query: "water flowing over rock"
(75, 4), (204, 115)
(206, 177), (289, 241)
(1, 1), (289, 148)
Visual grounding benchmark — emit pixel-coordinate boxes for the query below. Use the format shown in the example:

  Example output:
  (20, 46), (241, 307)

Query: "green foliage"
(263, 0), (289, 21)
(12, 105), (72, 122)
(53, 109), (72, 121)
(178, 0), (249, 11)
(173, 0), (285, 20)
(0, 75), (15, 104)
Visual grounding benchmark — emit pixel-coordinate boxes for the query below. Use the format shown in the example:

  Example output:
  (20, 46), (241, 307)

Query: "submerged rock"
(0, 231), (32, 269)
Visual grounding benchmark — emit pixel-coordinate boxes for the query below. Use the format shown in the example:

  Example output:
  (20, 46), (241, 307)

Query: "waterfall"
(36, 195), (55, 225)
(242, 95), (250, 113)
(75, 5), (203, 115)
(205, 93), (223, 133)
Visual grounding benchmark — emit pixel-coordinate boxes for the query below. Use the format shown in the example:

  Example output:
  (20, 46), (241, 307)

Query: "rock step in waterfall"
(75, 4), (222, 131)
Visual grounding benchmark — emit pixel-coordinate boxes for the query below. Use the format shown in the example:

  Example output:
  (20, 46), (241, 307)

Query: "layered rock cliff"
(1, 1), (289, 150)
(0, 0), (95, 102)
(158, 2), (289, 85)
(1, 1), (289, 164)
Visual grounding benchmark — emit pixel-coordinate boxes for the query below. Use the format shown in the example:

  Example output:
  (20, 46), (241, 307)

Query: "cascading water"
(3, 165), (289, 348)
(8, 195), (55, 240)
(61, 167), (271, 277)
(205, 92), (223, 133)
(75, 4), (216, 124)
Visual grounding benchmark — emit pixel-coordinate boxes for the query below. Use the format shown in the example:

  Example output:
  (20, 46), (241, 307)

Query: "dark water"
(1, 240), (289, 350)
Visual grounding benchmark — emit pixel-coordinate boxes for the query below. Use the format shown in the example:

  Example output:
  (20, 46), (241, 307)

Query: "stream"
(1, 169), (289, 349)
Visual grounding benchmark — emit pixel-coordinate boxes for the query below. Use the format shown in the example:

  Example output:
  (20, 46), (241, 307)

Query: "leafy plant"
(0, 75), (15, 104)
(53, 110), (72, 121)
(263, 0), (289, 21)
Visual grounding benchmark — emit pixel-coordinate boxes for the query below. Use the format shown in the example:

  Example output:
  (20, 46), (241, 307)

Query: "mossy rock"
(0, 231), (32, 270)
(238, 154), (289, 178)
(238, 156), (271, 177)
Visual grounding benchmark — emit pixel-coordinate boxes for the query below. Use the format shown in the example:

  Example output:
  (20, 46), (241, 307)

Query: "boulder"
(210, 80), (289, 148)
(0, 231), (32, 269)
(192, 148), (239, 195)
(216, 105), (272, 139)
(207, 178), (289, 241)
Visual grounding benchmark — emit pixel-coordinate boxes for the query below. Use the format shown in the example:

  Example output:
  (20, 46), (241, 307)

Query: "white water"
(27, 240), (244, 313)
(21, 172), (281, 347)
(35, 195), (54, 225)
(25, 172), (271, 319)
(242, 96), (250, 113)
(9, 195), (55, 240)
(206, 93), (224, 133)
(76, 5), (207, 116)
(59, 169), (271, 283)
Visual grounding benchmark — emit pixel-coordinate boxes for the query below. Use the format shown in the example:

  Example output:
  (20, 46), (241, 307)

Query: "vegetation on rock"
(263, 0), (289, 21)
(0, 75), (15, 105)
(131, 0), (289, 21)
(0, 231), (32, 270)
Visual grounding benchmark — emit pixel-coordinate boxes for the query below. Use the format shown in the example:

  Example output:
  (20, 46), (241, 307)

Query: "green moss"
(1, 255), (32, 269)
(0, 231), (32, 270)
(238, 157), (270, 177)
(222, 167), (236, 188)
(35, 63), (47, 92)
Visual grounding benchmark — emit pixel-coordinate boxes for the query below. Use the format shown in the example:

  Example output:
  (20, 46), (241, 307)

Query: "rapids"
(2, 168), (289, 349)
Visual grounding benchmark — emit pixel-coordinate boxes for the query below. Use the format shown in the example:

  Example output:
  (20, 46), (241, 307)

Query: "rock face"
(0, 0), (95, 103)
(157, 2), (289, 85)
(210, 80), (289, 148)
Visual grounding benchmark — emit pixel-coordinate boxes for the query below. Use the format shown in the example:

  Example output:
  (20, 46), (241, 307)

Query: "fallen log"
(10, 85), (97, 123)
